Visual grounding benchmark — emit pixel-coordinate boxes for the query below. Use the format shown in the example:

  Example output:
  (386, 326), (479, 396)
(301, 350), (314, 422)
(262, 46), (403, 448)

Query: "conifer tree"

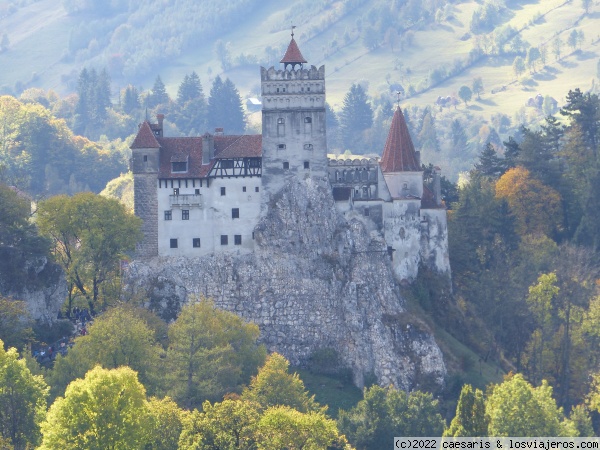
(147, 75), (169, 108)
(444, 384), (488, 437)
(207, 76), (245, 134)
(340, 83), (373, 151)
(474, 143), (503, 178)
(122, 85), (140, 115)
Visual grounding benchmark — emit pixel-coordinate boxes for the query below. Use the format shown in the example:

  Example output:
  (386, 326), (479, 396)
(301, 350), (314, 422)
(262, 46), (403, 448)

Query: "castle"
(131, 34), (450, 282)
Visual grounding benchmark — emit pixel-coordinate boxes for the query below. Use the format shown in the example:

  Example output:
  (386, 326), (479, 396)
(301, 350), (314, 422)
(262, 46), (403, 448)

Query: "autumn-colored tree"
(495, 166), (563, 238)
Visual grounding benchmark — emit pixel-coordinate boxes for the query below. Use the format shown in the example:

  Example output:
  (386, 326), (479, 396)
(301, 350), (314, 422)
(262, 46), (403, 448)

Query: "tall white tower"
(260, 30), (328, 202)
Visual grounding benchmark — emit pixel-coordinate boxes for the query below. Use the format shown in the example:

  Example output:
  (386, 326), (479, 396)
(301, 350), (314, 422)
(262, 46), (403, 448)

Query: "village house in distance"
(130, 33), (450, 282)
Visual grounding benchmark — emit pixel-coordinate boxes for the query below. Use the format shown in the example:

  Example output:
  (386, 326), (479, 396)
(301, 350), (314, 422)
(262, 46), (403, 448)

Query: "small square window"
(221, 187), (226, 196)
(170, 239), (178, 248)
(173, 188), (179, 195)
(232, 208), (239, 219)
(304, 161), (310, 169)
(234, 235), (242, 245)
(277, 118), (285, 124)
(143, 155), (148, 162)
(172, 162), (187, 172)
(283, 162), (289, 170)
(307, 87), (310, 91)
(182, 210), (189, 220)
(221, 235), (228, 245)
(193, 238), (201, 248)
(304, 117), (312, 123)
(243, 186), (247, 192)
(304, 143), (313, 150)
(164, 210), (172, 220)
(195, 188), (200, 195)
(255, 187), (259, 193)
(278, 144), (286, 150)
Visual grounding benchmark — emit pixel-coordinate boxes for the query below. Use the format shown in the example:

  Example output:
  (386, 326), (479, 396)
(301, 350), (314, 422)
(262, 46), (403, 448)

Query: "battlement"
(261, 65), (325, 81)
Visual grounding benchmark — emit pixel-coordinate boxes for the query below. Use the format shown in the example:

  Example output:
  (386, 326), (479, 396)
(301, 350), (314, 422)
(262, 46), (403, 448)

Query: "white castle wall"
(157, 177), (261, 256)
(420, 208), (451, 275)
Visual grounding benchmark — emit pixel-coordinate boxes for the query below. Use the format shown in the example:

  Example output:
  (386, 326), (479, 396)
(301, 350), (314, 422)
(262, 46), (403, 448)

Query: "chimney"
(433, 166), (442, 207)
(156, 114), (164, 137)
(202, 133), (215, 164)
(214, 127), (224, 136)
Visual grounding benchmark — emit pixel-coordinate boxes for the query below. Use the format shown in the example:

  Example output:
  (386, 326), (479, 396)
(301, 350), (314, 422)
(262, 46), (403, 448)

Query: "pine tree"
(339, 83), (373, 151)
(177, 71), (202, 105)
(207, 76), (245, 134)
(444, 384), (488, 437)
(474, 143), (503, 178)
(147, 75), (169, 108)
(122, 85), (140, 115)
(73, 68), (91, 135)
(503, 136), (520, 170)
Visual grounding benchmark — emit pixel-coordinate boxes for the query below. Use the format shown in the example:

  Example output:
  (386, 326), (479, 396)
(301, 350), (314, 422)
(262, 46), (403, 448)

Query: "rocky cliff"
(0, 247), (67, 322)
(124, 179), (446, 390)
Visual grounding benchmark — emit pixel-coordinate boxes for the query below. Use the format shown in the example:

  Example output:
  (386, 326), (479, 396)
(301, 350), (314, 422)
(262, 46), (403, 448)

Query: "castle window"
(304, 161), (310, 169)
(363, 186), (369, 197)
(283, 162), (289, 170)
(143, 155), (148, 162)
(278, 118), (284, 124)
(232, 208), (239, 219)
(195, 188), (200, 195)
(277, 88), (280, 93)
(182, 210), (189, 220)
(221, 187), (226, 196)
(234, 235), (242, 245)
(282, 88), (286, 92)
(304, 117), (312, 123)
(278, 144), (286, 150)
(221, 235), (228, 245)
(252, 231), (255, 239)
(193, 238), (201, 248)
(255, 187), (259, 192)
(243, 186), (246, 192)
(164, 210), (172, 220)
(172, 162), (187, 172)
(170, 239), (178, 248)
(304, 144), (313, 150)
(301, 87), (304, 92)
(307, 87), (310, 91)
(173, 188), (179, 196)
(364, 208), (370, 217)
(221, 160), (234, 169)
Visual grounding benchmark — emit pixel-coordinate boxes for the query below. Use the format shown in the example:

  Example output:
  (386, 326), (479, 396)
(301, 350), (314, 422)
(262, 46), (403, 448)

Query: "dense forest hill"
(0, 0), (599, 120)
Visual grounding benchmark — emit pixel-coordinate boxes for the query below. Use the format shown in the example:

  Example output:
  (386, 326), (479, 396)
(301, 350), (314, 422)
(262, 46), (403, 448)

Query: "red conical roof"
(280, 37), (307, 64)
(131, 121), (160, 149)
(380, 107), (420, 172)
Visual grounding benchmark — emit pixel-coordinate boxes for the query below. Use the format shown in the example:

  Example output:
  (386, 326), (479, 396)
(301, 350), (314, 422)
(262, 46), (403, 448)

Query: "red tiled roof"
(157, 134), (262, 178)
(280, 38), (307, 64)
(131, 121), (160, 149)
(216, 135), (262, 158)
(380, 107), (420, 172)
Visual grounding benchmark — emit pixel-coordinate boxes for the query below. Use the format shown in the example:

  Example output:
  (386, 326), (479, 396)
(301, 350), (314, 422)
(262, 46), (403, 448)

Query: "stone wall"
(134, 173), (158, 257)
(124, 178), (446, 390)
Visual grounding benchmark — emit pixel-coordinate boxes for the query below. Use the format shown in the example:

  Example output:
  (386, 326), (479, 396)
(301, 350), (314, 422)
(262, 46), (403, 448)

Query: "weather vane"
(396, 91), (402, 108)
(291, 25), (296, 38)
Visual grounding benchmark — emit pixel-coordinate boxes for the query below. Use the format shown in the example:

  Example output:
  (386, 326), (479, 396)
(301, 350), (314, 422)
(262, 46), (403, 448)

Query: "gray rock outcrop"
(0, 248), (67, 322)
(124, 179), (446, 390)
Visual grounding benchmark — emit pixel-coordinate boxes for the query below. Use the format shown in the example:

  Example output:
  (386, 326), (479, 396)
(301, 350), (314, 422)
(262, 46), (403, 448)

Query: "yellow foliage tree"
(495, 166), (563, 237)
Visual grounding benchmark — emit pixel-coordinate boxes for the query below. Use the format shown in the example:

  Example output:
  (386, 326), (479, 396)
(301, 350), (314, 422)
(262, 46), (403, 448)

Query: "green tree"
(146, 396), (184, 450)
(553, 35), (563, 60)
(527, 47), (541, 72)
(48, 305), (163, 399)
(174, 72), (207, 135)
(444, 384), (488, 437)
(472, 77), (484, 99)
(122, 85), (140, 115)
(458, 86), (472, 105)
(338, 385), (444, 450)
(339, 83), (373, 151)
(486, 374), (573, 436)
(257, 406), (347, 450)
(474, 143), (504, 178)
(567, 30), (579, 52)
(0, 340), (48, 450)
(40, 366), (151, 450)
(147, 75), (170, 109)
(167, 299), (265, 409)
(0, 298), (32, 352)
(179, 399), (260, 450)
(242, 353), (320, 413)
(207, 76), (245, 134)
(582, 0), (592, 13)
(513, 56), (526, 78)
(567, 404), (594, 437)
(37, 193), (142, 311)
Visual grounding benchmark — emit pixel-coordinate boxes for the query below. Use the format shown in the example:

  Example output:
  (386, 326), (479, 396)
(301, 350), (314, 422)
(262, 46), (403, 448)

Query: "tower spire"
(280, 27), (307, 70)
(380, 107), (420, 172)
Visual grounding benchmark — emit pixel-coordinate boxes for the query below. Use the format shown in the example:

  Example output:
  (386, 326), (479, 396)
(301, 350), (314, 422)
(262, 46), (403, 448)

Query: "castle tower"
(131, 120), (161, 257)
(380, 107), (424, 281)
(260, 30), (328, 203)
